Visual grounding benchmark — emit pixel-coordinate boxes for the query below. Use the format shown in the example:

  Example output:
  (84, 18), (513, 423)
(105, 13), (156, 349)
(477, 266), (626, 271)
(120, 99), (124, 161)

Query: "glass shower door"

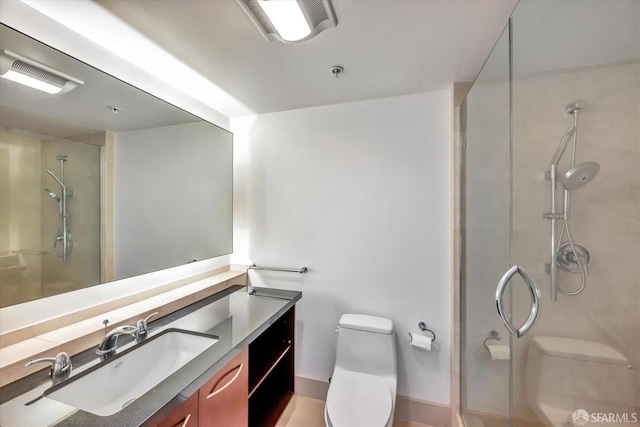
(461, 16), (544, 427)
(463, 1), (640, 426)
(461, 22), (514, 427)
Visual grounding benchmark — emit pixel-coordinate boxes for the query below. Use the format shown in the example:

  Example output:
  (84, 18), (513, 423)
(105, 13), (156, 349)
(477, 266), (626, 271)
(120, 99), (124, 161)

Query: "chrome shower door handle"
(495, 265), (541, 338)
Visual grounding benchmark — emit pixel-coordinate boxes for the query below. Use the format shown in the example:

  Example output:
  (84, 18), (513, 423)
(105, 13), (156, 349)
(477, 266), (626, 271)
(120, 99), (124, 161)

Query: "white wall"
(114, 122), (233, 280)
(231, 91), (452, 403)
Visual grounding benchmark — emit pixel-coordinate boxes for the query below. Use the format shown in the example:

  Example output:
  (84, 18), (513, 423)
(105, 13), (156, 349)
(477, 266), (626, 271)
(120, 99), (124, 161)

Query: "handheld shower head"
(562, 162), (600, 190)
(44, 188), (60, 201)
(551, 126), (577, 166)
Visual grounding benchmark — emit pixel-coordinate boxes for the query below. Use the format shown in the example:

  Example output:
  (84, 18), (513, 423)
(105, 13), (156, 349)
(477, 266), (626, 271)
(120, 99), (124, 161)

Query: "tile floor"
(275, 395), (434, 427)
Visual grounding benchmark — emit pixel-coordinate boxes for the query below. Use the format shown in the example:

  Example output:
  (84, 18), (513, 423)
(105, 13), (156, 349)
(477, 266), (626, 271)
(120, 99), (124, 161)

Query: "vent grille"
(300, 0), (329, 27)
(238, 0), (337, 43)
(240, 0), (277, 34)
(11, 60), (68, 88)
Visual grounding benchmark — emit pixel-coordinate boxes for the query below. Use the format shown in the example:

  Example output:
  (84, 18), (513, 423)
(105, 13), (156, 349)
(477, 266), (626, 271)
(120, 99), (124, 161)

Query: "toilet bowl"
(525, 336), (636, 427)
(324, 314), (398, 427)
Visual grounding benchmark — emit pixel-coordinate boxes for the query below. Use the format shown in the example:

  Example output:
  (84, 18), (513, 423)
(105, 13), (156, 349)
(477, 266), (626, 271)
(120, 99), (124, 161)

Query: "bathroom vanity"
(0, 285), (300, 427)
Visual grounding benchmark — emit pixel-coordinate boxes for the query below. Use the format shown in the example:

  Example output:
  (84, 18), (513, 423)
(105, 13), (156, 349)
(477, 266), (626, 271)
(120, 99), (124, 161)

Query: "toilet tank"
(525, 336), (634, 407)
(335, 314), (397, 377)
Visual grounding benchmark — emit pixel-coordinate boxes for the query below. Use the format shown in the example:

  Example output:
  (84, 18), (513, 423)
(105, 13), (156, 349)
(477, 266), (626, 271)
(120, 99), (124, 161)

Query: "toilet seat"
(326, 370), (393, 427)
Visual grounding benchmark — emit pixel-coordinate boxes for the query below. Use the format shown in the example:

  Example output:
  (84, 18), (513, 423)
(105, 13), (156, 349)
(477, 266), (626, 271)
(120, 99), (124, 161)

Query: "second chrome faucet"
(96, 312), (158, 359)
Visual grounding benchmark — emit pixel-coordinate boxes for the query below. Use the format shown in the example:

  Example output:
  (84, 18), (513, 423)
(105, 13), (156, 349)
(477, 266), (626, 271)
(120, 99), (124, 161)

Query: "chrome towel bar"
(248, 264), (308, 274)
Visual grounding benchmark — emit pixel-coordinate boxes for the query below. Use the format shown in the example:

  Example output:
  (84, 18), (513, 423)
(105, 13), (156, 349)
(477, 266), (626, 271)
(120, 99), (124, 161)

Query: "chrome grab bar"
(248, 264), (308, 274)
(495, 265), (541, 338)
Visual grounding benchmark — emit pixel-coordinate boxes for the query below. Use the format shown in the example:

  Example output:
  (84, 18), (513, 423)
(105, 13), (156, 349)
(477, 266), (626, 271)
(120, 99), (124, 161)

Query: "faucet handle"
(25, 352), (72, 377)
(136, 312), (159, 338)
(143, 311), (159, 324)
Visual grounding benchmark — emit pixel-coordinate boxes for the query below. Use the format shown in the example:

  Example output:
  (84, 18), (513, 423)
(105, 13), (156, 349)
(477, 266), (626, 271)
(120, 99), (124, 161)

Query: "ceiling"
(0, 24), (200, 139)
(96, 0), (518, 116)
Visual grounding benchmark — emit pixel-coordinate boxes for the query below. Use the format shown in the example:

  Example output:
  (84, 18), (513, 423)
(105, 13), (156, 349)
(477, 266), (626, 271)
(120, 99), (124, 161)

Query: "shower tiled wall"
(465, 61), (639, 421)
(510, 61), (640, 420)
(0, 134), (100, 307)
(0, 133), (42, 306)
(40, 139), (101, 297)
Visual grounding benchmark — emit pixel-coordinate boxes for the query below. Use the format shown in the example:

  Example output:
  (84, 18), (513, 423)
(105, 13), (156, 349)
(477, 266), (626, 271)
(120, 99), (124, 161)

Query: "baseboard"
(295, 375), (330, 401)
(295, 375), (451, 426)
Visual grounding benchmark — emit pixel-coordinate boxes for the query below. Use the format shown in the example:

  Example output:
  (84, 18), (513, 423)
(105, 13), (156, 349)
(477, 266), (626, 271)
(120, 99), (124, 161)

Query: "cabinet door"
(199, 349), (248, 427)
(152, 392), (199, 427)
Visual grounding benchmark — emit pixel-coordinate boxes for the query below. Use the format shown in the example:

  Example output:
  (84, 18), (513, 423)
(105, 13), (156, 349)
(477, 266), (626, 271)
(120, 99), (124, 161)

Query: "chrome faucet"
(96, 325), (137, 358)
(135, 312), (158, 341)
(25, 352), (72, 377)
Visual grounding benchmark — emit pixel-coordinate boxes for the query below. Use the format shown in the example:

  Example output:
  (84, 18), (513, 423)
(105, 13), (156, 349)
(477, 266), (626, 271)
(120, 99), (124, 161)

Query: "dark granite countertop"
(0, 285), (301, 427)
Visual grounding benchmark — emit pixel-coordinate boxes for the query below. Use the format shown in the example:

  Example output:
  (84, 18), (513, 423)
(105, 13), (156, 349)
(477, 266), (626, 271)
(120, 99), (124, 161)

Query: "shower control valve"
(556, 242), (592, 273)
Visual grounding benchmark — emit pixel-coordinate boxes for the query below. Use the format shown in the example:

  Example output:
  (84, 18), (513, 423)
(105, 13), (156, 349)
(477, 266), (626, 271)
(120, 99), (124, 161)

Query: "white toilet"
(324, 314), (398, 427)
(526, 336), (636, 427)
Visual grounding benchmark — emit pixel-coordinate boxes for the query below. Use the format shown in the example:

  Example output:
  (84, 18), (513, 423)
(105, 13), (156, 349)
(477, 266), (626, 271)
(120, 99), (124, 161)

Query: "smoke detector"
(0, 50), (83, 94)
(237, 0), (338, 43)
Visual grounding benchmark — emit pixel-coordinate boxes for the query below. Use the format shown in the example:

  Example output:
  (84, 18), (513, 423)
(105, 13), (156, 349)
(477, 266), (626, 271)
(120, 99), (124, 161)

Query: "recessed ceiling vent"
(238, 0), (338, 43)
(0, 50), (83, 94)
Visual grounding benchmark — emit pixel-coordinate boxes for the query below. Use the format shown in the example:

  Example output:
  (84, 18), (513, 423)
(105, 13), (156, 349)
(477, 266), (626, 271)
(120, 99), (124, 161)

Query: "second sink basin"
(44, 329), (219, 416)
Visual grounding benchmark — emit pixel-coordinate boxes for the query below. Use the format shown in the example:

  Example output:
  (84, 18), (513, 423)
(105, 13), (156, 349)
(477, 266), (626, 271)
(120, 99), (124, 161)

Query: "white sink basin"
(44, 329), (218, 416)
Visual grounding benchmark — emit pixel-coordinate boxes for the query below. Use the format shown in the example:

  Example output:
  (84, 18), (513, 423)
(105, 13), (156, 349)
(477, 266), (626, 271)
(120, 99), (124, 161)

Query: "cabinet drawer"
(152, 392), (199, 427)
(199, 349), (248, 427)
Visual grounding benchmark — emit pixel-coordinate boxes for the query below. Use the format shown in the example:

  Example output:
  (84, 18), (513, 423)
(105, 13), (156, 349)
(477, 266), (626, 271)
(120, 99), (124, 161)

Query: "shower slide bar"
(248, 264), (308, 274)
(45, 155), (72, 262)
(544, 101), (598, 301)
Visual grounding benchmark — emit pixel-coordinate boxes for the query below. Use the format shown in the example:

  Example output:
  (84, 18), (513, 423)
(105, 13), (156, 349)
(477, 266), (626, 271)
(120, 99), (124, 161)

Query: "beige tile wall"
(461, 61), (640, 421)
(40, 138), (101, 298)
(0, 133), (43, 307)
(510, 61), (640, 421)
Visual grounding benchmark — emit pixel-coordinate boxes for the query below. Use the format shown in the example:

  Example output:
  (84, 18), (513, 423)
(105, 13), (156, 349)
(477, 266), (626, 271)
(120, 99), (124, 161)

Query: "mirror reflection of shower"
(45, 154), (73, 262)
(544, 101), (599, 300)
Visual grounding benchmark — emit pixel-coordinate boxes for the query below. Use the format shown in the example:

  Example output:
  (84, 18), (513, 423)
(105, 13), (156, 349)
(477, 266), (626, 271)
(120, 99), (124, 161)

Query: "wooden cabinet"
(199, 349), (248, 427)
(248, 306), (295, 427)
(152, 306), (295, 427)
(152, 392), (199, 427)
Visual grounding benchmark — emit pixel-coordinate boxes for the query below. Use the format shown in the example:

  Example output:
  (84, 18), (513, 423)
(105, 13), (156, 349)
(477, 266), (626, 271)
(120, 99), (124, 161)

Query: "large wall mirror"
(0, 24), (233, 308)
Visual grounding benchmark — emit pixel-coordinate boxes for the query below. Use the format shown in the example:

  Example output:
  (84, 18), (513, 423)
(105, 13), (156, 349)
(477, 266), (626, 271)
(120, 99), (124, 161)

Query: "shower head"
(44, 188), (60, 201)
(56, 155), (68, 161)
(562, 162), (600, 190)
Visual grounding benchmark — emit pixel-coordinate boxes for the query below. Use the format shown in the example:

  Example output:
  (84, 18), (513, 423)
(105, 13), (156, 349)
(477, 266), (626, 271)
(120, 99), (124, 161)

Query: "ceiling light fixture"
(238, 0), (337, 43)
(0, 50), (83, 94)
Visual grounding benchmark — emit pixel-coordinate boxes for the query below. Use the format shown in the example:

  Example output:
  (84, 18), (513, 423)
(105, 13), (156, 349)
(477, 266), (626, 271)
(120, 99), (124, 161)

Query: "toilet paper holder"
(408, 322), (436, 342)
(483, 330), (502, 350)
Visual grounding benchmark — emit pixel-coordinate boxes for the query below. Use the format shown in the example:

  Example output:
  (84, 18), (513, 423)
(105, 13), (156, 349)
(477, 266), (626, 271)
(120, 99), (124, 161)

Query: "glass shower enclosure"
(461, 1), (639, 426)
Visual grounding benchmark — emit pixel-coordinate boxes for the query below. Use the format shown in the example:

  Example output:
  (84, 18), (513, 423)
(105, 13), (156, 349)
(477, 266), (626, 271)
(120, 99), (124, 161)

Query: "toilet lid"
(326, 371), (392, 427)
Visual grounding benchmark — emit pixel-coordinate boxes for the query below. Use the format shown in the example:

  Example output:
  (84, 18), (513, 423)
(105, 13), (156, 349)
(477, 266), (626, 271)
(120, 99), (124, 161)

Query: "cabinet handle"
(206, 363), (244, 399)
(171, 413), (191, 427)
